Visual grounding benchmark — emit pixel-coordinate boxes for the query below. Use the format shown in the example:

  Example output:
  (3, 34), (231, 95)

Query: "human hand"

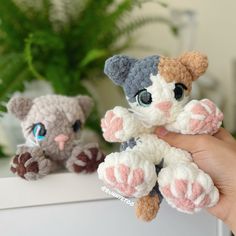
(155, 127), (236, 234)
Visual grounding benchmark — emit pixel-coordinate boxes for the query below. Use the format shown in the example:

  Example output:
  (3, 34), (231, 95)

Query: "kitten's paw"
(185, 99), (223, 135)
(98, 152), (157, 198)
(66, 143), (105, 173)
(159, 164), (219, 213)
(101, 109), (124, 142)
(10, 147), (51, 180)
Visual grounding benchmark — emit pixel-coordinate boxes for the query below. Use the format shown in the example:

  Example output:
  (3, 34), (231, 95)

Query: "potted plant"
(0, 0), (177, 156)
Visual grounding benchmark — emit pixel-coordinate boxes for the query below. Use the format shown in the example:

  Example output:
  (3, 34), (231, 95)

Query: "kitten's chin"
(140, 116), (168, 128)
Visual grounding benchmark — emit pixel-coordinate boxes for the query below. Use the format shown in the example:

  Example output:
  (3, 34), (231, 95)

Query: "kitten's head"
(7, 94), (93, 157)
(104, 52), (208, 126)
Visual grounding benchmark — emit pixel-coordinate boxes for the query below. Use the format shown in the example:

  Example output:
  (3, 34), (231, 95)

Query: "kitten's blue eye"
(32, 123), (47, 141)
(136, 89), (152, 107)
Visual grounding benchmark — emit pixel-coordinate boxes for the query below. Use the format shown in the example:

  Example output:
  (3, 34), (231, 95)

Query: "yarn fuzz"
(7, 94), (105, 180)
(98, 51), (223, 221)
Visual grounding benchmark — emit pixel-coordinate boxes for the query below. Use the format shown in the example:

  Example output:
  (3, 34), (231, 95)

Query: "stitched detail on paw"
(73, 147), (105, 173)
(11, 152), (40, 178)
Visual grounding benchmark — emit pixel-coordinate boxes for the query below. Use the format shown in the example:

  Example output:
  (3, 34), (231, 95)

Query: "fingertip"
(155, 127), (169, 137)
(155, 127), (182, 147)
(155, 127), (200, 152)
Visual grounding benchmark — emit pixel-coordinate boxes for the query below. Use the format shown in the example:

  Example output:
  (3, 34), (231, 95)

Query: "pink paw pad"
(101, 111), (123, 142)
(105, 164), (144, 197)
(161, 179), (211, 212)
(189, 99), (223, 134)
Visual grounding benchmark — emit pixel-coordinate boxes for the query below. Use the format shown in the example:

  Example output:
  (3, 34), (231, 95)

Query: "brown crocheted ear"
(178, 51), (208, 81)
(77, 95), (94, 119)
(7, 95), (33, 121)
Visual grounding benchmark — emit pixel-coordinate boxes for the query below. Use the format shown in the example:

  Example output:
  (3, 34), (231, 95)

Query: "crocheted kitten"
(98, 51), (223, 221)
(7, 94), (105, 180)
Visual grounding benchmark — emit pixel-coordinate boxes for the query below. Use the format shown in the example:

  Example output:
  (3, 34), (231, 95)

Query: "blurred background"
(0, 1), (235, 236)
(0, 0), (235, 158)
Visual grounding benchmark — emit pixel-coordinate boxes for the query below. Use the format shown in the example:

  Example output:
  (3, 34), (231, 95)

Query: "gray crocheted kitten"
(7, 94), (105, 180)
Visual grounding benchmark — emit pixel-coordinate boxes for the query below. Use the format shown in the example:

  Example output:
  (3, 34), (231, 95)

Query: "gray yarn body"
(120, 137), (137, 151)
(7, 94), (104, 180)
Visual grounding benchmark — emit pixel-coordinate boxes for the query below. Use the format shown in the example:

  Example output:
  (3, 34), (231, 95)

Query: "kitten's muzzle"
(54, 134), (69, 150)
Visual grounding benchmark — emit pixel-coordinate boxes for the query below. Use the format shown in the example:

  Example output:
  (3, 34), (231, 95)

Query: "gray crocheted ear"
(77, 95), (94, 119)
(104, 55), (136, 86)
(7, 95), (33, 121)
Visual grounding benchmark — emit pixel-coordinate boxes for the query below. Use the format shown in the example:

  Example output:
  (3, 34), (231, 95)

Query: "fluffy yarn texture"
(135, 194), (160, 222)
(7, 94), (105, 180)
(98, 51), (223, 221)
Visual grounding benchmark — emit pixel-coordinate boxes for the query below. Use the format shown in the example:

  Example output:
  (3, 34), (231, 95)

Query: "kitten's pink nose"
(155, 101), (172, 112)
(54, 134), (69, 150)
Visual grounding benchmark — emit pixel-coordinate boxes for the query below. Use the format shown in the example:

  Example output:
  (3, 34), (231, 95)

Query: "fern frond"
(135, 0), (168, 8)
(79, 49), (108, 68)
(117, 16), (177, 37)
(0, 54), (30, 113)
(0, 0), (177, 156)
(24, 34), (44, 80)
(0, 0), (32, 50)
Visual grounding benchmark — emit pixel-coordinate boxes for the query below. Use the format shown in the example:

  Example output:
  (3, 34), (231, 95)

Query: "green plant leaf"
(0, 145), (7, 158)
(135, 0), (168, 8)
(24, 34), (44, 80)
(0, 0), (177, 141)
(79, 49), (108, 68)
(117, 16), (177, 37)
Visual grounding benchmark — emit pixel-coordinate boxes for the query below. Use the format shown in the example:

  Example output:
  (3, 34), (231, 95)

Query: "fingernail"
(156, 127), (168, 137)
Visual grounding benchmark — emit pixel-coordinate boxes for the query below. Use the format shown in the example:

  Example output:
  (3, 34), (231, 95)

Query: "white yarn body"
(98, 74), (223, 213)
(98, 101), (222, 213)
(98, 133), (192, 197)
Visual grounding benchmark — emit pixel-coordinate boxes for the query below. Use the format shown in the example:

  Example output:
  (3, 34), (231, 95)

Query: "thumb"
(155, 127), (210, 153)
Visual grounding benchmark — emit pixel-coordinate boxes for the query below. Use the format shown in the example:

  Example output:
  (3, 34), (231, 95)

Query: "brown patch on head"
(158, 57), (193, 92)
(158, 51), (208, 93)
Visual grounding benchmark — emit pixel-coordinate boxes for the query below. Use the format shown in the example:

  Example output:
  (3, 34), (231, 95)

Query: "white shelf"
(0, 159), (231, 236)
(0, 158), (112, 210)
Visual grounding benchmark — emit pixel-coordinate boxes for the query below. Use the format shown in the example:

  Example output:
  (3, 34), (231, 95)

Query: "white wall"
(127, 0), (236, 131)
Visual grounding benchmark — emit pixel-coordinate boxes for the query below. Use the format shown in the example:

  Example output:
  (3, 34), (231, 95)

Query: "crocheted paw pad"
(105, 164), (145, 197)
(188, 99), (223, 135)
(10, 152), (51, 180)
(71, 146), (105, 173)
(159, 166), (219, 213)
(101, 110), (123, 142)
(98, 153), (157, 198)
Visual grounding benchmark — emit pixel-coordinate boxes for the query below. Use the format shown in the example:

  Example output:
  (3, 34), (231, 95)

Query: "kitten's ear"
(7, 95), (33, 121)
(179, 51), (208, 81)
(104, 55), (136, 86)
(77, 95), (94, 119)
